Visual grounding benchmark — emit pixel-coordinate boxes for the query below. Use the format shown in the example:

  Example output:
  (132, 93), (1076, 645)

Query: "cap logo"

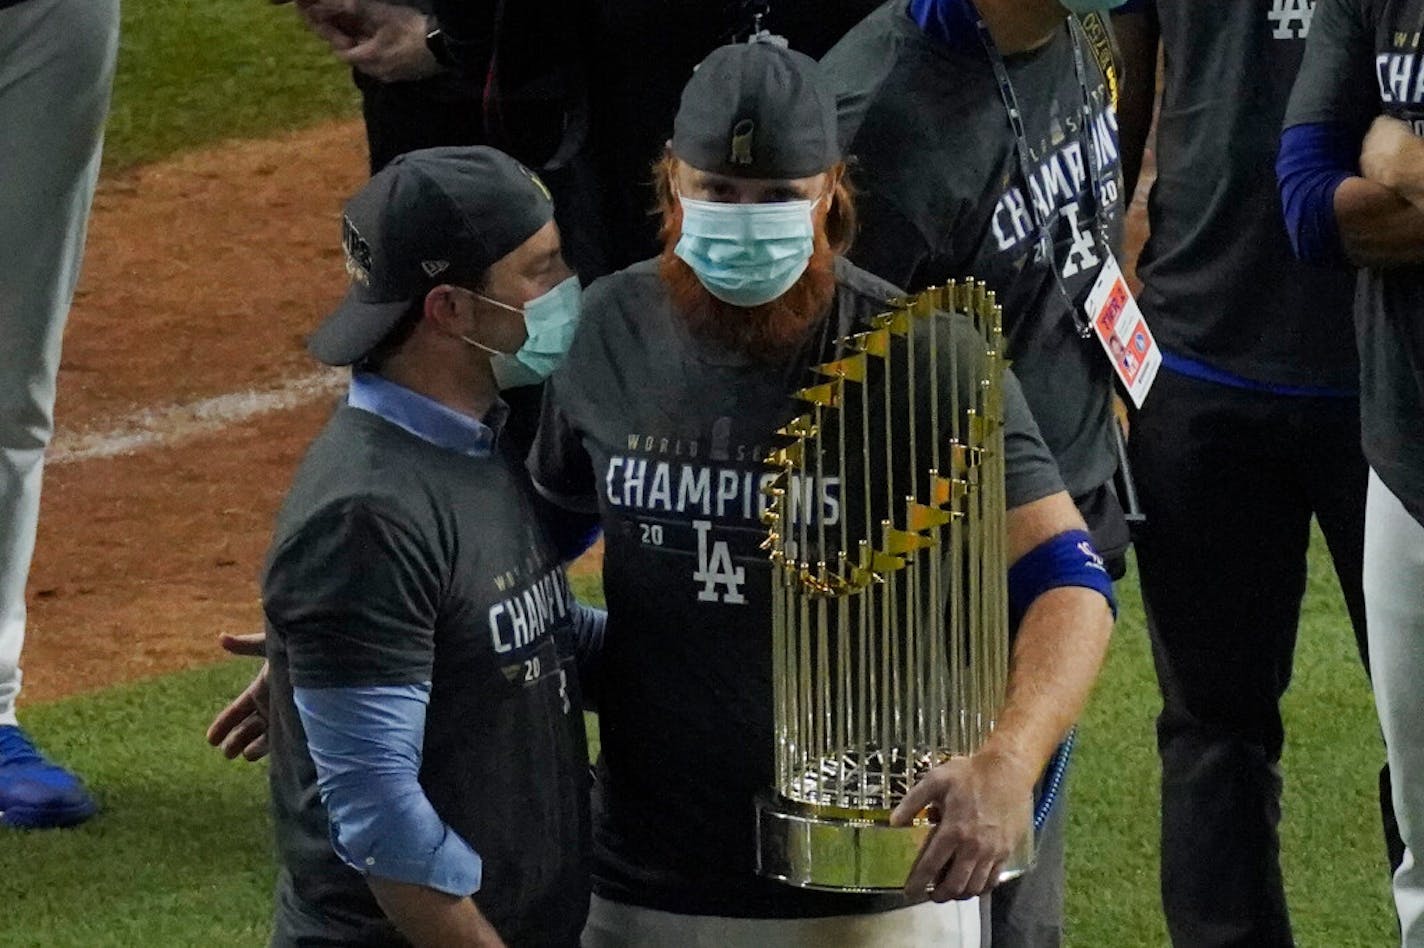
(517, 162), (553, 202)
(731, 119), (755, 166)
(421, 260), (450, 278)
(341, 216), (372, 287)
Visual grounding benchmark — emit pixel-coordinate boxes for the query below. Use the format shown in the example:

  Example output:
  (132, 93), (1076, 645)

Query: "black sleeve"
(528, 374), (599, 515)
(264, 500), (442, 690)
(1284, 0), (1379, 131)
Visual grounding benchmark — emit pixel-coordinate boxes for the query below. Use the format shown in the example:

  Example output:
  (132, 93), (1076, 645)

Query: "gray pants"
(0, 0), (119, 724)
(1365, 470), (1424, 945)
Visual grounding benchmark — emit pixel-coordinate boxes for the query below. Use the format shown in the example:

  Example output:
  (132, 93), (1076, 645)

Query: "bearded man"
(531, 40), (1115, 948)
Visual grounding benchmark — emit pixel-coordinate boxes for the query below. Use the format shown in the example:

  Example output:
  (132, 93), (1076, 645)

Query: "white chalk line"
(46, 370), (346, 466)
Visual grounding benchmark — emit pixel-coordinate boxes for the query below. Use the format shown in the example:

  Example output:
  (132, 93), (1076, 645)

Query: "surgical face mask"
(1057, 0), (1129, 13)
(461, 275), (581, 389)
(674, 195), (819, 308)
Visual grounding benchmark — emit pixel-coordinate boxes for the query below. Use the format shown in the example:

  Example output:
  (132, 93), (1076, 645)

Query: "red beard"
(657, 201), (838, 363)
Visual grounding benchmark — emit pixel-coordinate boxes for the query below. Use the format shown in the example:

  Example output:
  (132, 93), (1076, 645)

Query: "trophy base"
(755, 790), (1034, 893)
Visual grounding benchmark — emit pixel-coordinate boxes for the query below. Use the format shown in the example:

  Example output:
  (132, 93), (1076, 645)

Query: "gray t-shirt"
(265, 406), (590, 947)
(1285, 0), (1424, 522)
(826, 4), (1123, 500)
(530, 256), (1064, 919)
(1140, 0), (1358, 389)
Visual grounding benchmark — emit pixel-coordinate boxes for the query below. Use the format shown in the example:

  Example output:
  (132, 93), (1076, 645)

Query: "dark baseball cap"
(671, 40), (840, 180)
(308, 146), (555, 366)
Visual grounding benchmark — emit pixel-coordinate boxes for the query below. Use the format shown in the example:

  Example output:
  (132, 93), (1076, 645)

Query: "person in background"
(1113, 3), (1401, 944)
(0, 0), (119, 830)
(1281, 0), (1424, 940)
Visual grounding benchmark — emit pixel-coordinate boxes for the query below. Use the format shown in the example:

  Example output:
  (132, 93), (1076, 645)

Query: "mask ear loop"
(447, 286), (517, 357)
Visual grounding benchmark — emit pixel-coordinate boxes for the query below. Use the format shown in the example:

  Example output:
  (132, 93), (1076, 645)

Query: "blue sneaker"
(0, 725), (97, 829)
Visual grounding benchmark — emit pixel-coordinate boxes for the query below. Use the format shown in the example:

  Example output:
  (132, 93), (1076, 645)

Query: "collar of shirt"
(348, 372), (507, 458)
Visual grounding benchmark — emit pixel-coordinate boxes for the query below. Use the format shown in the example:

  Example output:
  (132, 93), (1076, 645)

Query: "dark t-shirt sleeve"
(529, 376), (599, 514)
(1002, 367), (1067, 510)
(1284, 0), (1379, 130)
(264, 500), (441, 690)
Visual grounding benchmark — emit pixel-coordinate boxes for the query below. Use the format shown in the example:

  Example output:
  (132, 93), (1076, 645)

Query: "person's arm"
(368, 878), (504, 947)
(1278, 0), (1424, 267)
(1279, 119), (1424, 268)
(294, 684), (500, 948)
(1111, 2), (1158, 203)
(892, 491), (1113, 901)
(265, 500), (497, 945)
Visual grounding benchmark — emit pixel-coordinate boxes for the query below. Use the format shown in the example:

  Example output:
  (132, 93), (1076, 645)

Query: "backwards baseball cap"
(671, 40), (840, 180)
(308, 145), (555, 366)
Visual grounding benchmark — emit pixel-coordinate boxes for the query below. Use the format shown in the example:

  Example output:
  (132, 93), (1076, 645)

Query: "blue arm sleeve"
(1277, 122), (1361, 266)
(1007, 530), (1117, 632)
(293, 683), (482, 897)
(909, 0), (977, 49)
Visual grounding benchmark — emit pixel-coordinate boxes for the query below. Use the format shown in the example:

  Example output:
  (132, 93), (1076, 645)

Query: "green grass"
(1066, 532), (1396, 946)
(0, 534), (1395, 946)
(105, 0), (360, 172)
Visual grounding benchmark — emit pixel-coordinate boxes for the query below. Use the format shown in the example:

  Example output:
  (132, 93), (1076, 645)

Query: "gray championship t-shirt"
(826, 4), (1124, 502)
(1140, 0), (1357, 389)
(265, 406), (591, 947)
(530, 256), (1064, 919)
(1285, 0), (1424, 523)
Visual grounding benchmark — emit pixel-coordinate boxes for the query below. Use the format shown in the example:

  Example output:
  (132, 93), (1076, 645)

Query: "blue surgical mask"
(463, 275), (582, 389)
(674, 196), (819, 308)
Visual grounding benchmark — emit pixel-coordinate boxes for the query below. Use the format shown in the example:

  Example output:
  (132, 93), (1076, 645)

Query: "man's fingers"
(220, 713), (268, 761)
(334, 38), (382, 73)
(903, 822), (959, 897)
(963, 858), (1002, 899)
(930, 850), (982, 903)
(242, 734), (270, 762)
(219, 632), (267, 658)
(206, 696), (253, 746)
(890, 772), (941, 827)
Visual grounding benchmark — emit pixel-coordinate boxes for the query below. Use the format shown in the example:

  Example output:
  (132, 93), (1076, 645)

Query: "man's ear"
(423, 284), (464, 336)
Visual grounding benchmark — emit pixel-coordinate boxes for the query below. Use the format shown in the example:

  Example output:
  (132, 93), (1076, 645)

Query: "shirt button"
(365, 857), (376, 867)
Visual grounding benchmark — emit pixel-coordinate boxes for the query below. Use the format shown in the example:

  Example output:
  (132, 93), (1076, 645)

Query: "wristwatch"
(425, 23), (455, 69)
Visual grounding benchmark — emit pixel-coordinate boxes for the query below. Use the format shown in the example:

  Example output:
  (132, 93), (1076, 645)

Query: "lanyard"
(975, 14), (1112, 337)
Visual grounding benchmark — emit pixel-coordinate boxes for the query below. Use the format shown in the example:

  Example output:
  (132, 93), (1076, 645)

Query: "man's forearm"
(980, 587), (1112, 775)
(1112, 9), (1159, 202)
(369, 877), (506, 948)
(1335, 176), (1424, 267)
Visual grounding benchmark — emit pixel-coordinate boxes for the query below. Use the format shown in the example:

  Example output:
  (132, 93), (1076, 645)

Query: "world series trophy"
(755, 282), (1035, 892)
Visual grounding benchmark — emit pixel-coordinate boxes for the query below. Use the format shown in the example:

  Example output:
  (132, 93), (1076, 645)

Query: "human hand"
(206, 633), (271, 762)
(891, 750), (1036, 902)
(1361, 115), (1424, 196)
(329, 1), (441, 83)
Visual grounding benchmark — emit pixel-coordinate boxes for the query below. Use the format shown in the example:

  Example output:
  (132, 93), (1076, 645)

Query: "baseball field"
(0, 3), (1397, 945)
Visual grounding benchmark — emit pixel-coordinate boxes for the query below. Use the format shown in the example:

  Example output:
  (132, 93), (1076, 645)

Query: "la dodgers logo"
(1268, 0), (1314, 40)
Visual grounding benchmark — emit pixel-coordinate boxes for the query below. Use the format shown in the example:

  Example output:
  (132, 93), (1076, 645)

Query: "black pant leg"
(1130, 371), (1313, 948)
(1293, 395), (1406, 874)
(356, 72), (487, 174)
